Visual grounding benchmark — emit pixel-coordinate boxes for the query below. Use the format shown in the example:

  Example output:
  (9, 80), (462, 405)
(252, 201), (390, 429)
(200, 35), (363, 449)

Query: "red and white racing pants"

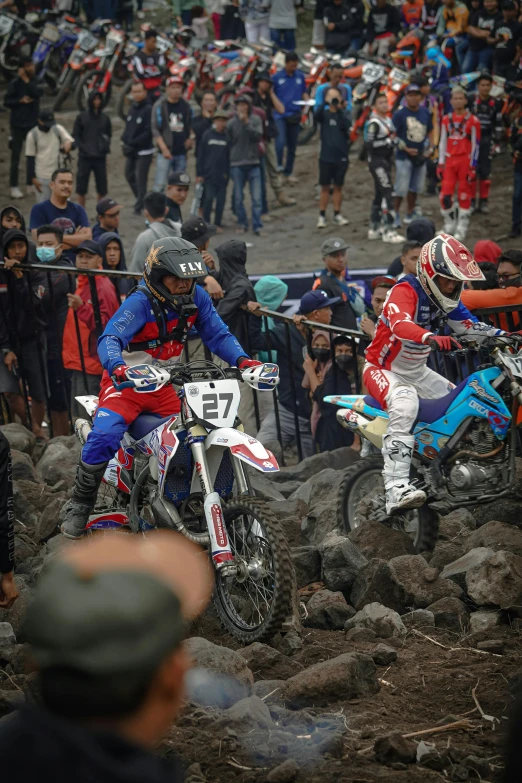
(363, 363), (454, 437)
(440, 155), (472, 210)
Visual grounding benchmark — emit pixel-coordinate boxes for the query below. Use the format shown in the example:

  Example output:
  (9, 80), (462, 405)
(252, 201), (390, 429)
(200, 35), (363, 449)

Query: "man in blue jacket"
(273, 52), (309, 184)
(60, 237), (261, 539)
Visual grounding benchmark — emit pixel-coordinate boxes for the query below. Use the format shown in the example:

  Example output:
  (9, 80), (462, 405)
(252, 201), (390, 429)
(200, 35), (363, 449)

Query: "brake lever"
(111, 375), (135, 390)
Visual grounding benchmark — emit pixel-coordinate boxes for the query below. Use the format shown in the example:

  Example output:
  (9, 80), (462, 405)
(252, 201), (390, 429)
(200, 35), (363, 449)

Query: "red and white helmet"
(417, 234), (485, 313)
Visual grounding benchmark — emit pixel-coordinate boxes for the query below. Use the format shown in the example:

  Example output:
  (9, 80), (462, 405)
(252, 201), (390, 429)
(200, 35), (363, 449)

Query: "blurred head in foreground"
(25, 532), (213, 747)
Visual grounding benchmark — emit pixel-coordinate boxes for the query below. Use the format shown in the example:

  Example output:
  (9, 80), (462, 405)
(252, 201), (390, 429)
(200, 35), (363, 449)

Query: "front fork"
(190, 439), (234, 568)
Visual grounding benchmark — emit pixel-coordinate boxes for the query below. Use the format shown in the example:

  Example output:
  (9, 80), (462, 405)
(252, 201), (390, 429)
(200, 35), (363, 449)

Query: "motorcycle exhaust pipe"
(152, 496), (210, 545)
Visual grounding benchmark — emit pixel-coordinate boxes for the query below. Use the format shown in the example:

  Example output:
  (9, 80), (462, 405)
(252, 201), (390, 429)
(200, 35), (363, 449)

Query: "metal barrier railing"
(2, 259), (522, 462)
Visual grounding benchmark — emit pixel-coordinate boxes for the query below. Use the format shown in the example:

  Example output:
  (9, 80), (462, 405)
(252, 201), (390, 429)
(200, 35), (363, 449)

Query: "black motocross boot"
(60, 460), (108, 539)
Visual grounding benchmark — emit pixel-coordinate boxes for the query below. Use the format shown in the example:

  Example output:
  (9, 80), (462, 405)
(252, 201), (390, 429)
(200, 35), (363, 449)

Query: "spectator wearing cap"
(29, 169), (91, 263)
(166, 171), (191, 225)
(269, 0), (298, 51)
(250, 289), (339, 459)
(0, 532), (211, 780)
(180, 217), (222, 297)
(312, 238), (365, 330)
(197, 109), (230, 230)
(253, 72), (296, 211)
(192, 91), (218, 157)
(152, 77), (193, 193)
(25, 109), (74, 203)
(121, 81), (155, 215)
(392, 84), (434, 228)
(315, 87), (350, 229)
(92, 198), (121, 243)
(129, 192), (181, 273)
(4, 55), (41, 200)
(63, 239), (119, 416)
(72, 91), (112, 208)
(227, 94), (264, 236)
(387, 217), (435, 276)
(273, 52), (309, 185)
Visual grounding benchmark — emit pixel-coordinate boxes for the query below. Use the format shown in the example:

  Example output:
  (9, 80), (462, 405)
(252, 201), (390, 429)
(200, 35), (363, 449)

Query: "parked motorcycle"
(53, 27), (101, 111)
(0, 11), (41, 75)
(350, 60), (387, 143)
(32, 17), (79, 91)
(75, 26), (128, 111)
(115, 34), (171, 120)
(73, 360), (292, 643)
(328, 336), (522, 552)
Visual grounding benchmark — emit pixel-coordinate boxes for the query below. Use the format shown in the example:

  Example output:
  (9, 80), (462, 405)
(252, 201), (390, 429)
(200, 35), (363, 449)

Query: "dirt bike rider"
(363, 233), (504, 516)
(60, 237), (263, 540)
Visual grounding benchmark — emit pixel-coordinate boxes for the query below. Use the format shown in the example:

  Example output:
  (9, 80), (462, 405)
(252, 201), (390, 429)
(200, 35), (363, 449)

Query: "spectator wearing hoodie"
(0, 229), (47, 437)
(4, 56), (41, 200)
(62, 240), (119, 416)
(197, 109), (230, 229)
(99, 232), (134, 301)
(25, 110), (74, 204)
(474, 239), (502, 264)
(0, 206), (28, 255)
(35, 224), (75, 436)
(121, 81), (155, 216)
(386, 217), (435, 277)
(211, 240), (255, 347)
(152, 77), (193, 192)
(313, 335), (356, 452)
(129, 192), (181, 273)
(72, 92), (112, 208)
(227, 95), (264, 236)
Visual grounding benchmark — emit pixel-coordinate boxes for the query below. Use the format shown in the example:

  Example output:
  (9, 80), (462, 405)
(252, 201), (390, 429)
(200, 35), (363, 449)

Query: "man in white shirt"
(26, 109), (73, 203)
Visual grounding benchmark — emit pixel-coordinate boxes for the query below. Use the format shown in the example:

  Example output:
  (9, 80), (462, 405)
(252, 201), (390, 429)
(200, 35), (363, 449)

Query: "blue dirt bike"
(32, 17), (79, 91)
(326, 336), (522, 552)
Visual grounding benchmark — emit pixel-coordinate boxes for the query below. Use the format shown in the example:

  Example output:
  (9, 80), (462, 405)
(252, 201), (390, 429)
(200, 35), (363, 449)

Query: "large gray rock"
(388, 555), (463, 610)
(469, 611), (501, 634)
(439, 509), (476, 540)
(430, 541), (466, 572)
(348, 519), (414, 560)
(305, 589), (355, 630)
(284, 652), (378, 707)
(440, 548), (495, 590)
(371, 643), (397, 666)
(0, 623), (16, 662)
(36, 440), (80, 489)
(275, 447), (359, 483)
(351, 559), (400, 613)
(0, 424), (36, 455)
(319, 533), (367, 592)
(344, 602), (406, 639)
(401, 609), (435, 629)
(223, 695), (274, 730)
(184, 638), (254, 692)
(252, 679), (286, 703)
(296, 470), (346, 545)
(36, 494), (67, 541)
(465, 521), (522, 558)
(465, 551), (522, 610)
(292, 468), (343, 507)
(290, 546), (321, 588)
(248, 474), (286, 502)
(238, 642), (295, 680)
(426, 597), (470, 632)
(11, 450), (39, 483)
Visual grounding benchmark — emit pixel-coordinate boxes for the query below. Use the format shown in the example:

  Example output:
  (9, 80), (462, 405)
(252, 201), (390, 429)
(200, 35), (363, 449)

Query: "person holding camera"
(314, 88), (350, 229)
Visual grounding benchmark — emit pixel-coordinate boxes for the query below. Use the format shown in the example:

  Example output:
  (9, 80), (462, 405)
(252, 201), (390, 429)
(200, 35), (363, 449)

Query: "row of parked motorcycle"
(2, 8), (522, 147)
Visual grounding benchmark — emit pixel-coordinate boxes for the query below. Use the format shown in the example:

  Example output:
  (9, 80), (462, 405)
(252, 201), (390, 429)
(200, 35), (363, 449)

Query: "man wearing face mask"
(313, 335), (356, 452)
(36, 224), (75, 435)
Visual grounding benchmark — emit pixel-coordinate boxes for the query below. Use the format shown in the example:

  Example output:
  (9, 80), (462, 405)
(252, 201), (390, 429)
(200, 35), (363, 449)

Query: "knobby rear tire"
(337, 456), (440, 553)
(213, 496), (293, 643)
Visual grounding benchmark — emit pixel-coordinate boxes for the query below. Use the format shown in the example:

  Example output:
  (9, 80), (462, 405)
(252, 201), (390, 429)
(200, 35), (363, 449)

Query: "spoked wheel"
(213, 496), (293, 643)
(116, 77), (133, 120)
(337, 456), (440, 553)
(75, 69), (111, 111)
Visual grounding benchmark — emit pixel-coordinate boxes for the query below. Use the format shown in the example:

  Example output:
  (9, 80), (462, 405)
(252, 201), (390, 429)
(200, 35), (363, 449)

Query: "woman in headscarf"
(302, 330), (332, 440)
(99, 232), (134, 301)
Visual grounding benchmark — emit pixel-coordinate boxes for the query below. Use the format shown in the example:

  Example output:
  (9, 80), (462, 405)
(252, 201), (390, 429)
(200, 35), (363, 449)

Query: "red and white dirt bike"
(74, 360), (293, 643)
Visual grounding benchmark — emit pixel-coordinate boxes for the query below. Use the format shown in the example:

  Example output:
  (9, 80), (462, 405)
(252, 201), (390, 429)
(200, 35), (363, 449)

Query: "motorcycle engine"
(448, 462), (499, 490)
(446, 420), (505, 495)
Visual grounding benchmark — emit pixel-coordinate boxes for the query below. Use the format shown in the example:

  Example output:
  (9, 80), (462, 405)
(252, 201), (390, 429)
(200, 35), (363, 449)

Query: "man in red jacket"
(438, 87), (481, 241)
(62, 240), (119, 417)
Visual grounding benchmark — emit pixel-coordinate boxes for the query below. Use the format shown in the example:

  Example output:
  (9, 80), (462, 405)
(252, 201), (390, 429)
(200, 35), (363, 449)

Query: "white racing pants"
(363, 363), (455, 437)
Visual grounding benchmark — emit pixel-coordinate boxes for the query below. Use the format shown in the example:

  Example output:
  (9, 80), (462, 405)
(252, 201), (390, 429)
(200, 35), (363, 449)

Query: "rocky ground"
(0, 421), (521, 782)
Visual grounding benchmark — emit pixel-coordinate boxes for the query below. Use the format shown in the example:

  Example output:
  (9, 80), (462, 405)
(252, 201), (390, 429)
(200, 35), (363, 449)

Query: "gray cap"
(321, 237), (350, 257)
(24, 562), (186, 676)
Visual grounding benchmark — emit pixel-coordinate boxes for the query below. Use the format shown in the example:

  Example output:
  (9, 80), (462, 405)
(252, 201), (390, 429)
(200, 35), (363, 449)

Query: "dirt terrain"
(1, 79), (521, 277)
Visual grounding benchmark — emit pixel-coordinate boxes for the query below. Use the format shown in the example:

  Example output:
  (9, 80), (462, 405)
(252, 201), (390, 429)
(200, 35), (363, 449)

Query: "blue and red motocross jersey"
(98, 281), (247, 375)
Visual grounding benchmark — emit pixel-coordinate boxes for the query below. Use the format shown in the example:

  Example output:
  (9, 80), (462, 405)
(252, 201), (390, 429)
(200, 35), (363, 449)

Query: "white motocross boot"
(439, 205), (458, 235)
(454, 207), (471, 241)
(382, 434), (426, 515)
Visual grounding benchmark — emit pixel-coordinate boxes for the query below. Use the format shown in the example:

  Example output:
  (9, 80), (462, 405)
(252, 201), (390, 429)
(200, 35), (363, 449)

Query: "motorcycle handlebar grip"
(111, 376), (135, 390)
